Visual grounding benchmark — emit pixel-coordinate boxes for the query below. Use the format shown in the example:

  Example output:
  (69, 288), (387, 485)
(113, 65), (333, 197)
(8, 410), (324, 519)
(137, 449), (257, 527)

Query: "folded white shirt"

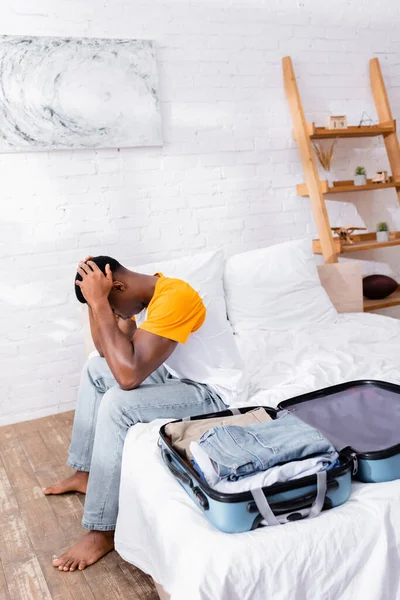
(189, 441), (338, 494)
(190, 441), (220, 487)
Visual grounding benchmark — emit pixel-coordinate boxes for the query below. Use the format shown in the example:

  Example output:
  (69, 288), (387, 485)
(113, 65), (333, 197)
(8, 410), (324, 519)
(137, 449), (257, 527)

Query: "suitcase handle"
(162, 450), (193, 488)
(251, 471), (327, 526)
(247, 479), (339, 515)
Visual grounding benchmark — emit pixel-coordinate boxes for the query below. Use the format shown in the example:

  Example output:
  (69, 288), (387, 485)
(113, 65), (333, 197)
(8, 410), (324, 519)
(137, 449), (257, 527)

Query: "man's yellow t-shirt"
(132, 271), (247, 405)
(135, 274), (206, 344)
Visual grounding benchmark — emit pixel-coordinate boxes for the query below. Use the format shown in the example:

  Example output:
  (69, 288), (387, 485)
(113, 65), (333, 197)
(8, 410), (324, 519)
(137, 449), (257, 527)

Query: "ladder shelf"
(283, 56), (400, 312)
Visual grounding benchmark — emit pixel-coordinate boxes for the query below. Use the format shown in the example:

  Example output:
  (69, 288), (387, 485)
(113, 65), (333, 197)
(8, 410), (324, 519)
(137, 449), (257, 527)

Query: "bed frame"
(154, 582), (171, 600)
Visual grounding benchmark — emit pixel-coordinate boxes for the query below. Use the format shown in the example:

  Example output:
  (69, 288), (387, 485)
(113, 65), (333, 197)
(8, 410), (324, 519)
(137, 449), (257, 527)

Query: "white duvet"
(115, 313), (400, 600)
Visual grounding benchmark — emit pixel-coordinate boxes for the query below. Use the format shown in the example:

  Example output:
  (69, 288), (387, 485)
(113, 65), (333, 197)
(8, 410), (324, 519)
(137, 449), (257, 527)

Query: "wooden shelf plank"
(310, 121), (396, 139)
(328, 179), (399, 193)
(364, 288), (400, 312)
(297, 178), (400, 197)
(313, 231), (400, 254)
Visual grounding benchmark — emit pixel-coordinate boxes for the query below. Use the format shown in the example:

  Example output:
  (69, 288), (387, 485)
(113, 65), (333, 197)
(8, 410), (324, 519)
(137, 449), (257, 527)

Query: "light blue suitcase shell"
(160, 442), (352, 533)
(357, 451), (400, 483)
(159, 403), (354, 534)
(160, 381), (400, 533)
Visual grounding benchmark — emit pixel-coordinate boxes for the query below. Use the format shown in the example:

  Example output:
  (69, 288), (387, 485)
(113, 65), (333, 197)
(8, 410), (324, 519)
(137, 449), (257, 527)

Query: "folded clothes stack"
(165, 407), (273, 458)
(166, 411), (339, 494)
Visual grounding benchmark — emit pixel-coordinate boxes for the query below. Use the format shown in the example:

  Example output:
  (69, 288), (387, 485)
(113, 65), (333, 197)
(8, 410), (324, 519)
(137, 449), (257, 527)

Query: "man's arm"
(91, 298), (176, 389)
(77, 260), (176, 389)
(88, 305), (104, 356)
(88, 305), (137, 358)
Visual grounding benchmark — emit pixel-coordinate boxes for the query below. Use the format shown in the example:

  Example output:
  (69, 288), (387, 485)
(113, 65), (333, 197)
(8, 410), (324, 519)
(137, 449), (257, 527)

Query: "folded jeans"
(198, 413), (336, 480)
(190, 441), (339, 492)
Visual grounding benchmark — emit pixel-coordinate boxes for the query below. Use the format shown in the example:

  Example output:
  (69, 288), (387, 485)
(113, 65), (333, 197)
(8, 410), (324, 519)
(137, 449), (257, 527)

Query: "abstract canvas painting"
(0, 36), (162, 152)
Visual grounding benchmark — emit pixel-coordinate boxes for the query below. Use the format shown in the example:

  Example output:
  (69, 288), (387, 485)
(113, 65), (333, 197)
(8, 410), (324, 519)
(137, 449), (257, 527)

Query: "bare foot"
(43, 471), (89, 495)
(52, 531), (114, 571)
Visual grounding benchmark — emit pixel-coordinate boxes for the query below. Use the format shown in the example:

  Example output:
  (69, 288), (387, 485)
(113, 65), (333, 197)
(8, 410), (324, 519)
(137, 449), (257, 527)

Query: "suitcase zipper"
(276, 408), (296, 417)
(350, 452), (358, 475)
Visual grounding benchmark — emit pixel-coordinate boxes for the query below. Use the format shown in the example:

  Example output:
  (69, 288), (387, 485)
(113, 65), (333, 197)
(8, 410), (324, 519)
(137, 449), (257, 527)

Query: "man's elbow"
(116, 369), (143, 391)
(118, 379), (140, 391)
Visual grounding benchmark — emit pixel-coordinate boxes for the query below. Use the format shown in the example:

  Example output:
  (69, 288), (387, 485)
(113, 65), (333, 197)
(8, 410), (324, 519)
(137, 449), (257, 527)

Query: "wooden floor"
(0, 411), (158, 600)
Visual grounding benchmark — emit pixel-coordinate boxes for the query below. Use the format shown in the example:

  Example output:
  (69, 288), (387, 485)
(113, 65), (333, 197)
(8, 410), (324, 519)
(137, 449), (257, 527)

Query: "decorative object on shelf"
(313, 140), (337, 186)
(354, 166), (367, 186)
(362, 274), (398, 300)
(0, 35), (162, 153)
(376, 221), (389, 242)
(331, 226), (367, 245)
(358, 111), (377, 127)
(325, 115), (348, 130)
(372, 170), (389, 183)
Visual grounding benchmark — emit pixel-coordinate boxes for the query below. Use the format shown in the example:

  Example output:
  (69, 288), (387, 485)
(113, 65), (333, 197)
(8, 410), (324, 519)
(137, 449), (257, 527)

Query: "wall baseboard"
(0, 402), (76, 427)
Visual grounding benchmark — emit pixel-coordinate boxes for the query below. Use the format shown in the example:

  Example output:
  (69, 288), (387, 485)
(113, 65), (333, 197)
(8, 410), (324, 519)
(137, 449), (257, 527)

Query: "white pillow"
(131, 249), (230, 339)
(223, 239), (337, 332)
(131, 249), (225, 299)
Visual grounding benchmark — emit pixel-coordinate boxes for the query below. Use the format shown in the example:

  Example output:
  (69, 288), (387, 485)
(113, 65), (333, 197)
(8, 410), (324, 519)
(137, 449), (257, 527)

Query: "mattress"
(115, 313), (400, 600)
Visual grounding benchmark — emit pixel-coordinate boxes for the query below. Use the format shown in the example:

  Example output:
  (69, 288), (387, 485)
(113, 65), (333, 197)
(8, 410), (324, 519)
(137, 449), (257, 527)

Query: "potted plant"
(376, 221), (389, 242)
(354, 166), (367, 186)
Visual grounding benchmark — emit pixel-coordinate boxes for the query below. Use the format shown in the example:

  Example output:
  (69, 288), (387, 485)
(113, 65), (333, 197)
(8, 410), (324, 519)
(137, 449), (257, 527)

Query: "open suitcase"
(159, 380), (400, 533)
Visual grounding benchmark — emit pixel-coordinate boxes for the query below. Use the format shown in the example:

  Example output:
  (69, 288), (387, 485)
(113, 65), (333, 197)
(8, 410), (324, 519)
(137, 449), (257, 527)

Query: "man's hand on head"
(76, 260), (113, 307)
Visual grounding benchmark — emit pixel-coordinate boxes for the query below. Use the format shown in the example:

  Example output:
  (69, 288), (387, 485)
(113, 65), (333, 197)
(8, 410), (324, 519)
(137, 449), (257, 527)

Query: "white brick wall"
(1, 0), (400, 425)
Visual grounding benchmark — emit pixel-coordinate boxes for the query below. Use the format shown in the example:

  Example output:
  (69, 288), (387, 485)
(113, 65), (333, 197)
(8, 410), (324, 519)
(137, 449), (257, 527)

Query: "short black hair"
(74, 256), (123, 304)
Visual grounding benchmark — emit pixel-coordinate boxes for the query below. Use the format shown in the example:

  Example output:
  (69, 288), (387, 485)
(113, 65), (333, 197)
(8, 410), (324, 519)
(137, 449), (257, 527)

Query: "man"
(44, 255), (245, 572)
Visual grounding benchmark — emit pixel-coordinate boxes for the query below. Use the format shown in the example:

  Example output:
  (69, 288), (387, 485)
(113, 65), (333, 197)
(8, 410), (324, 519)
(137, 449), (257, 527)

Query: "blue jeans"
(198, 414), (336, 480)
(68, 355), (226, 531)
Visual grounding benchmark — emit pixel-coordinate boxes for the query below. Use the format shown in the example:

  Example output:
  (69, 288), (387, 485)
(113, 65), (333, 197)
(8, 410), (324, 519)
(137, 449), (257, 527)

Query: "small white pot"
(376, 231), (389, 242)
(354, 174), (367, 186)
(326, 171), (334, 187)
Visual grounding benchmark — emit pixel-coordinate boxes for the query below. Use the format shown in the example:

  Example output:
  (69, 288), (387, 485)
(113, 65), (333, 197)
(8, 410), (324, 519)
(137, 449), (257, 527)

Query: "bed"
(83, 240), (400, 600)
(115, 311), (400, 600)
